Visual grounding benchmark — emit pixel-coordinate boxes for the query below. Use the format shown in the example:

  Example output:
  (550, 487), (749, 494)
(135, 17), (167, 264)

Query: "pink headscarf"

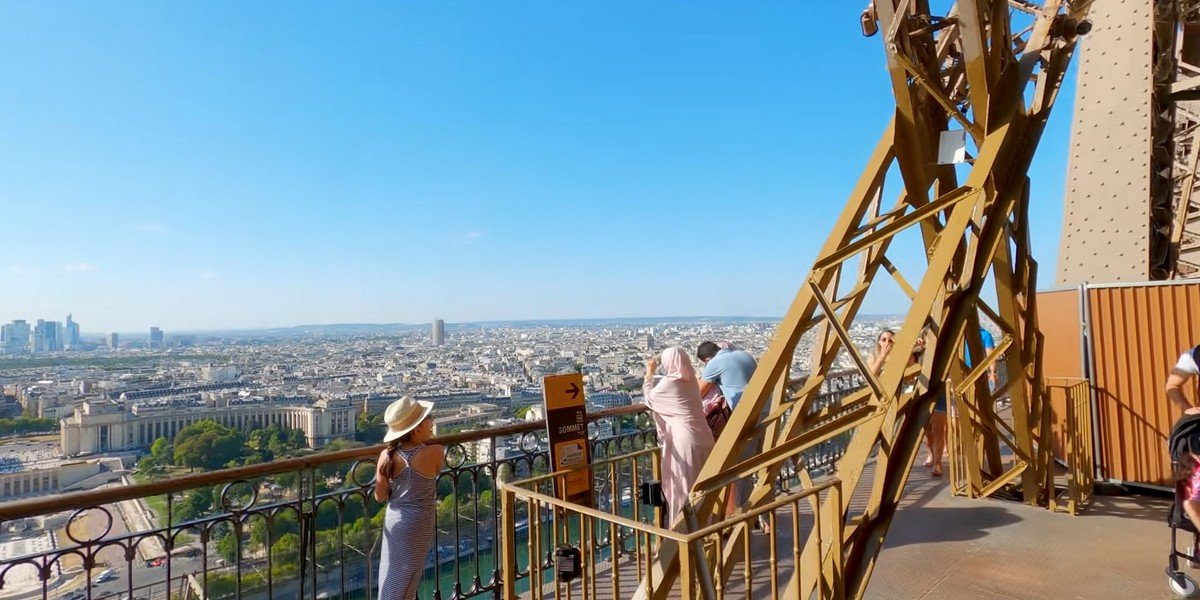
(645, 348), (703, 418)
(660, 347), (698, 383)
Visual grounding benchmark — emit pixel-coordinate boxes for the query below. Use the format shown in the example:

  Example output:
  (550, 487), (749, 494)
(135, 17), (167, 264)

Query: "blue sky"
(0, 3), (1076, 331)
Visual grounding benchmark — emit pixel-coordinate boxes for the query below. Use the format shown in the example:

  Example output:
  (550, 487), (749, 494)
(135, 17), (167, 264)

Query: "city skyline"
(0, 312), (821, 337)
(0, 3), (1076, 330)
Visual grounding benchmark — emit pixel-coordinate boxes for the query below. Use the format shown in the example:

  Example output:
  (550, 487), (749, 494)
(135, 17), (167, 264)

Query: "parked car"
(92, 568), (117, 584)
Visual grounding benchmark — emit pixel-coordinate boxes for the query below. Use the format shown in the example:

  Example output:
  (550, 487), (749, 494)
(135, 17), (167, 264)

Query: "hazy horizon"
(44, 312), (910, 337)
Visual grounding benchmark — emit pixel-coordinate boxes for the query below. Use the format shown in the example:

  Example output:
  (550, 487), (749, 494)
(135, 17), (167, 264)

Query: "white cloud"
(7, 266), (28, 275)
(464, 231), (484, 240)
(63, 263), (96, 273)
(199, 270), (221, 280)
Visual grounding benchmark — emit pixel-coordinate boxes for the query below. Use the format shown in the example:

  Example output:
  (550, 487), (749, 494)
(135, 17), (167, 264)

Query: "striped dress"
(378, 444), (438, 600)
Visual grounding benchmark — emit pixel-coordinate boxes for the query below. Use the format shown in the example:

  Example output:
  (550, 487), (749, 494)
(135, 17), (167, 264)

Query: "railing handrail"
(0, 403), (649, 522)
(1042, 377), (1089, 386)
(502, 446), (661, 487)
(502, 466), (842, 543)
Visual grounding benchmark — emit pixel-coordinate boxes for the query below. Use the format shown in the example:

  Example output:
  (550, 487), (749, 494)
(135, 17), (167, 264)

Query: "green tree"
(355, 412), (386, 444)
(436, 495), (458, 530)
(150, 437), (171, 459)
(317, 439), (364, 478)
(287, 428), (306, 449)
(216, 532), (241, 563)
(175, 490), (212, 523)
(437, 476), (456, 498)
(0, 416), (57, 436)
(246, 429), (273, 464)
(136, 456), (166, 480)
(270, 533), (302, 568)
(173, 420), (244, 471)
(276, 470), (299, 490)
(266, 426), (288, 458)
(250, 512), (299, 549)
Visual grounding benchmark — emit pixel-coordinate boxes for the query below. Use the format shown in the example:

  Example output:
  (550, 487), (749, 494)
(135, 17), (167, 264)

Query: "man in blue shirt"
(963, 328), (1001, 394)
(697, 340), (761, 522)
(697, 341), (759, 410)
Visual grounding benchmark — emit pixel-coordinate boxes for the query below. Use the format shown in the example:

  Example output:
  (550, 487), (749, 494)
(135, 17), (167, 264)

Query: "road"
(49, 488), (207, 600)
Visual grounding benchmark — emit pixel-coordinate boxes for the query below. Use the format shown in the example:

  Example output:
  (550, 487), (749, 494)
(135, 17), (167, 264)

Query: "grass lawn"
(131, 470), (173, 524)
(130, 469), (200, 546)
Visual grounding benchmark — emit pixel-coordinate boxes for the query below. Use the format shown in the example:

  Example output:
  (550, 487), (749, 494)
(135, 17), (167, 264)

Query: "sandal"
(931, 466), (943, 477)
(923, 458), (934, 467)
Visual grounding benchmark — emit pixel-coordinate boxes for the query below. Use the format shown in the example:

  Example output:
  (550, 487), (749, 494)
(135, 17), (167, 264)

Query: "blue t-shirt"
(701, 349), (758, 409)
(963, 328), (995, 368)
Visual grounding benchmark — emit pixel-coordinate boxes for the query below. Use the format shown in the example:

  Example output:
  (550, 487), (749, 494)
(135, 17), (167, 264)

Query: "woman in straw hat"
(375, 396), (442, 600)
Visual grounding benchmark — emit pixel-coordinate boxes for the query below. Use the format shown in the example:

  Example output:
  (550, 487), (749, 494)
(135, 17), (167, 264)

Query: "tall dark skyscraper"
(2, 320), (29, 354)
(432, 319), (445, 346)
(150, 327), (163, 348)
(65, 314), (80, 348)
(33, 320), (61, 353)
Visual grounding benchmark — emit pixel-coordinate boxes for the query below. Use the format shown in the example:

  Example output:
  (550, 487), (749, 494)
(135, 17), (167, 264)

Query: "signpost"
(542, 373), (592, 507)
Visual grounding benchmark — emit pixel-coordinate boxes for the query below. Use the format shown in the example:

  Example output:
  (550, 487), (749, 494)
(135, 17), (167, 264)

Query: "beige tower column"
(1057, 0), (1155, 284)
(1058, 1), (1200, 282)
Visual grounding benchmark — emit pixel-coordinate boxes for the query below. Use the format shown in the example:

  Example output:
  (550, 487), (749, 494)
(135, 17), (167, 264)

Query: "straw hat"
(382, 396), (434, 443)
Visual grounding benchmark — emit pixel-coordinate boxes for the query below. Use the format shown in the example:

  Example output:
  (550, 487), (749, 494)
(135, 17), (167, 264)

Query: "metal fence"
(1044, 378), (1095, 515)
(0, 406), (652, 600)
(500, 447), (846, 600)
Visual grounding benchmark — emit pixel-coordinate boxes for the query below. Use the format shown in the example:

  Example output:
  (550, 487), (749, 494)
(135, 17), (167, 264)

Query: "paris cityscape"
(1, 1), (1183, 598)
(0, 314), (898, 598)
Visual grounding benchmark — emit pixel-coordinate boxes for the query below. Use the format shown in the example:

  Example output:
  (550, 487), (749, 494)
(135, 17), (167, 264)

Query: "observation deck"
(0, 370), (1179, 600)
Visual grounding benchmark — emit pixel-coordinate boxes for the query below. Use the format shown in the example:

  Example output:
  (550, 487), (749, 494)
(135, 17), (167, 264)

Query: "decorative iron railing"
(0, 405), (653, 600)
(0, 370), (864, 600)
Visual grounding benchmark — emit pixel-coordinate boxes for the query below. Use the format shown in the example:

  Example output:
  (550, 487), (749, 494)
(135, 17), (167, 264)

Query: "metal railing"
(1044, 378), (1095, 515)
(0, 370), (864, 600)
(946, 376), (1095, 514)
(0, 406), (654, 600)
(499, 448), (845, 600)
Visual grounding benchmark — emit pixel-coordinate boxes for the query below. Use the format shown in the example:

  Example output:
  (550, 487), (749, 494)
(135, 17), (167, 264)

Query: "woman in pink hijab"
(643, 348), (716, 526)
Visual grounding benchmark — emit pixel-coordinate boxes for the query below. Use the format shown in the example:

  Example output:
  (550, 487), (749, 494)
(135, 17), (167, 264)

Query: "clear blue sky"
(0, 3), (1077, 332)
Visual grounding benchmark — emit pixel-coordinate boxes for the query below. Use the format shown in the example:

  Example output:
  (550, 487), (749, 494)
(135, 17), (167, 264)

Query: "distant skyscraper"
(150, 327), (163, 348)
(31, 320), (45, 353)
(47, 321), (61, 351)
(108, 332), (119, 350)
(65, 314), (80, 349)
(32, 320), (60, 353)
(1, 320), (29, 354)
(432, 319), (445, 346)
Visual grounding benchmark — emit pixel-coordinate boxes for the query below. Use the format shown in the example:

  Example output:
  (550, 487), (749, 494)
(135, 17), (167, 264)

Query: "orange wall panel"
(1037, 288), (1084, 462)
(1038, 289), (1083, 379)
(1088, 283), (1200, 486)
